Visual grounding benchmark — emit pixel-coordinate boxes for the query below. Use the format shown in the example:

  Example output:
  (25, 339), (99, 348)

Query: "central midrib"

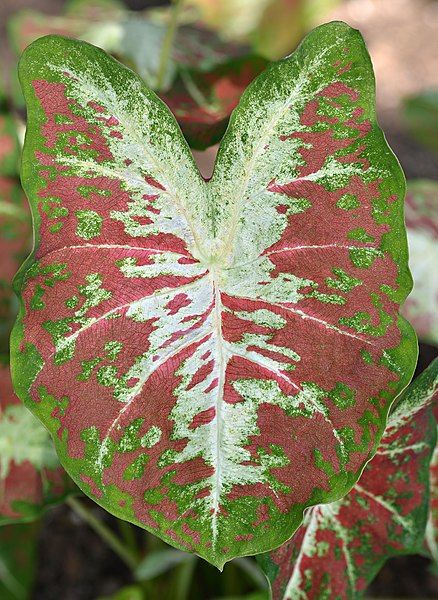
(210, 274), (227, 544)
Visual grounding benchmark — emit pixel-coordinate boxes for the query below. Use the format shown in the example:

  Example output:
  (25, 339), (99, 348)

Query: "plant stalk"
(67, 497), (138, 571)
(156, 0), (185, 91)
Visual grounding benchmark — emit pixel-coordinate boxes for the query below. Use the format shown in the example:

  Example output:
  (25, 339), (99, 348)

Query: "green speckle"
(315, 540), (330, 557)
(54, 114), (72, 124)
(141, 425), (162, 449)
(339, 295), (392, 336)
(329, 383), (356, 409)
(118, 418), (145, 452)
(49, 222), (63, 233)
(78, 357), (102, 381)
(325, 267), (362, 293)
(77, 184), (111, 198)
(30, 285), (45, 310)
(349, 247), (383, 268)
(54, 339), (76, 365)
(144, 488), (164, 505)
(348, 228), (375, 243)
(105, 341), (123, 361)
(158, 449), (177, 468)
(337, 193), (360, 210)
(76, 210), (103, 240)
(124, 454), (150, 480)
(360, 349), (373, 364)
(280, 197), (312, 215)
(65, 295), (79, 309)
(97, 365), (119, 387)
(306, 289), (346, 305)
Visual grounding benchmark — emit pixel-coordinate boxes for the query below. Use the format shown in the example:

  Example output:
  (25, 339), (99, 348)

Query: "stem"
(174, 556), (196, 600)
(234, 557), (268, 590)
(156, 0), (185, 91)
(67, 497), (138, 571)
(0, 558), (26, 599)
(118, 518), (140, 560)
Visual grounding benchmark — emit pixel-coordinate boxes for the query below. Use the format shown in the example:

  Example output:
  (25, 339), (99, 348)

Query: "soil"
(0, 0), (437, 598)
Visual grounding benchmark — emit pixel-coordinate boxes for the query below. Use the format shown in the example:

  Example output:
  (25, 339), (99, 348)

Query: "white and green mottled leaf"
(12, 23), (415, 567)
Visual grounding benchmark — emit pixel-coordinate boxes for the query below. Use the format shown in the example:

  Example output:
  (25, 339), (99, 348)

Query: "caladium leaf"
(426, 387), (438, 565)
(12, 22), (415, 567)
(0, 522), (39, 599)
(161, 56), (268, 150)
(259, 359), (438, 599)
(401, 180), (438, 346)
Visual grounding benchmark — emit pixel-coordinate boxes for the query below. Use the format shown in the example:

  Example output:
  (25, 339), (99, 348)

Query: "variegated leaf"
(162, 56), (268, 150)
(426, 388), (438, 565)
(12, 23), (415, 567)
(259, 359), (438, 599)
(401, 179), (438, 346)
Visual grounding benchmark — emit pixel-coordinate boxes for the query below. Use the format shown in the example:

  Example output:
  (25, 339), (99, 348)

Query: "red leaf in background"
(0, 176), (74, 524)
(161, 56), (269, 150)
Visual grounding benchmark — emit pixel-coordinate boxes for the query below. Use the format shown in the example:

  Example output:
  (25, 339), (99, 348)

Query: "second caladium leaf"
(13, 22), (415, 567)
(259, 359), (438, 599)
(0, 176), (73, 524)
(426, 394), (438, 566)
(0, 364), (71, 524)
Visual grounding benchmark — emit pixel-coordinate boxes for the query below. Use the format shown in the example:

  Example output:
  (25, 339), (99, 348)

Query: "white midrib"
(210, 274), (228, 545)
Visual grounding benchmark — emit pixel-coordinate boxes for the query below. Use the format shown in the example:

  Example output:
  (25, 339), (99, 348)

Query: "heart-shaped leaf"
(0, 177), (73, 524)
(161, 56), (268, 150)
(258, 359), (438, 599)
(401, 179), (438, 346)
(12, 22), (415, 567)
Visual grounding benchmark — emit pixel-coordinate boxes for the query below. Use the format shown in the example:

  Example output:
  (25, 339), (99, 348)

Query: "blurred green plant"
(185, 0), (340, 58)
(403, 90), (438, 153)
